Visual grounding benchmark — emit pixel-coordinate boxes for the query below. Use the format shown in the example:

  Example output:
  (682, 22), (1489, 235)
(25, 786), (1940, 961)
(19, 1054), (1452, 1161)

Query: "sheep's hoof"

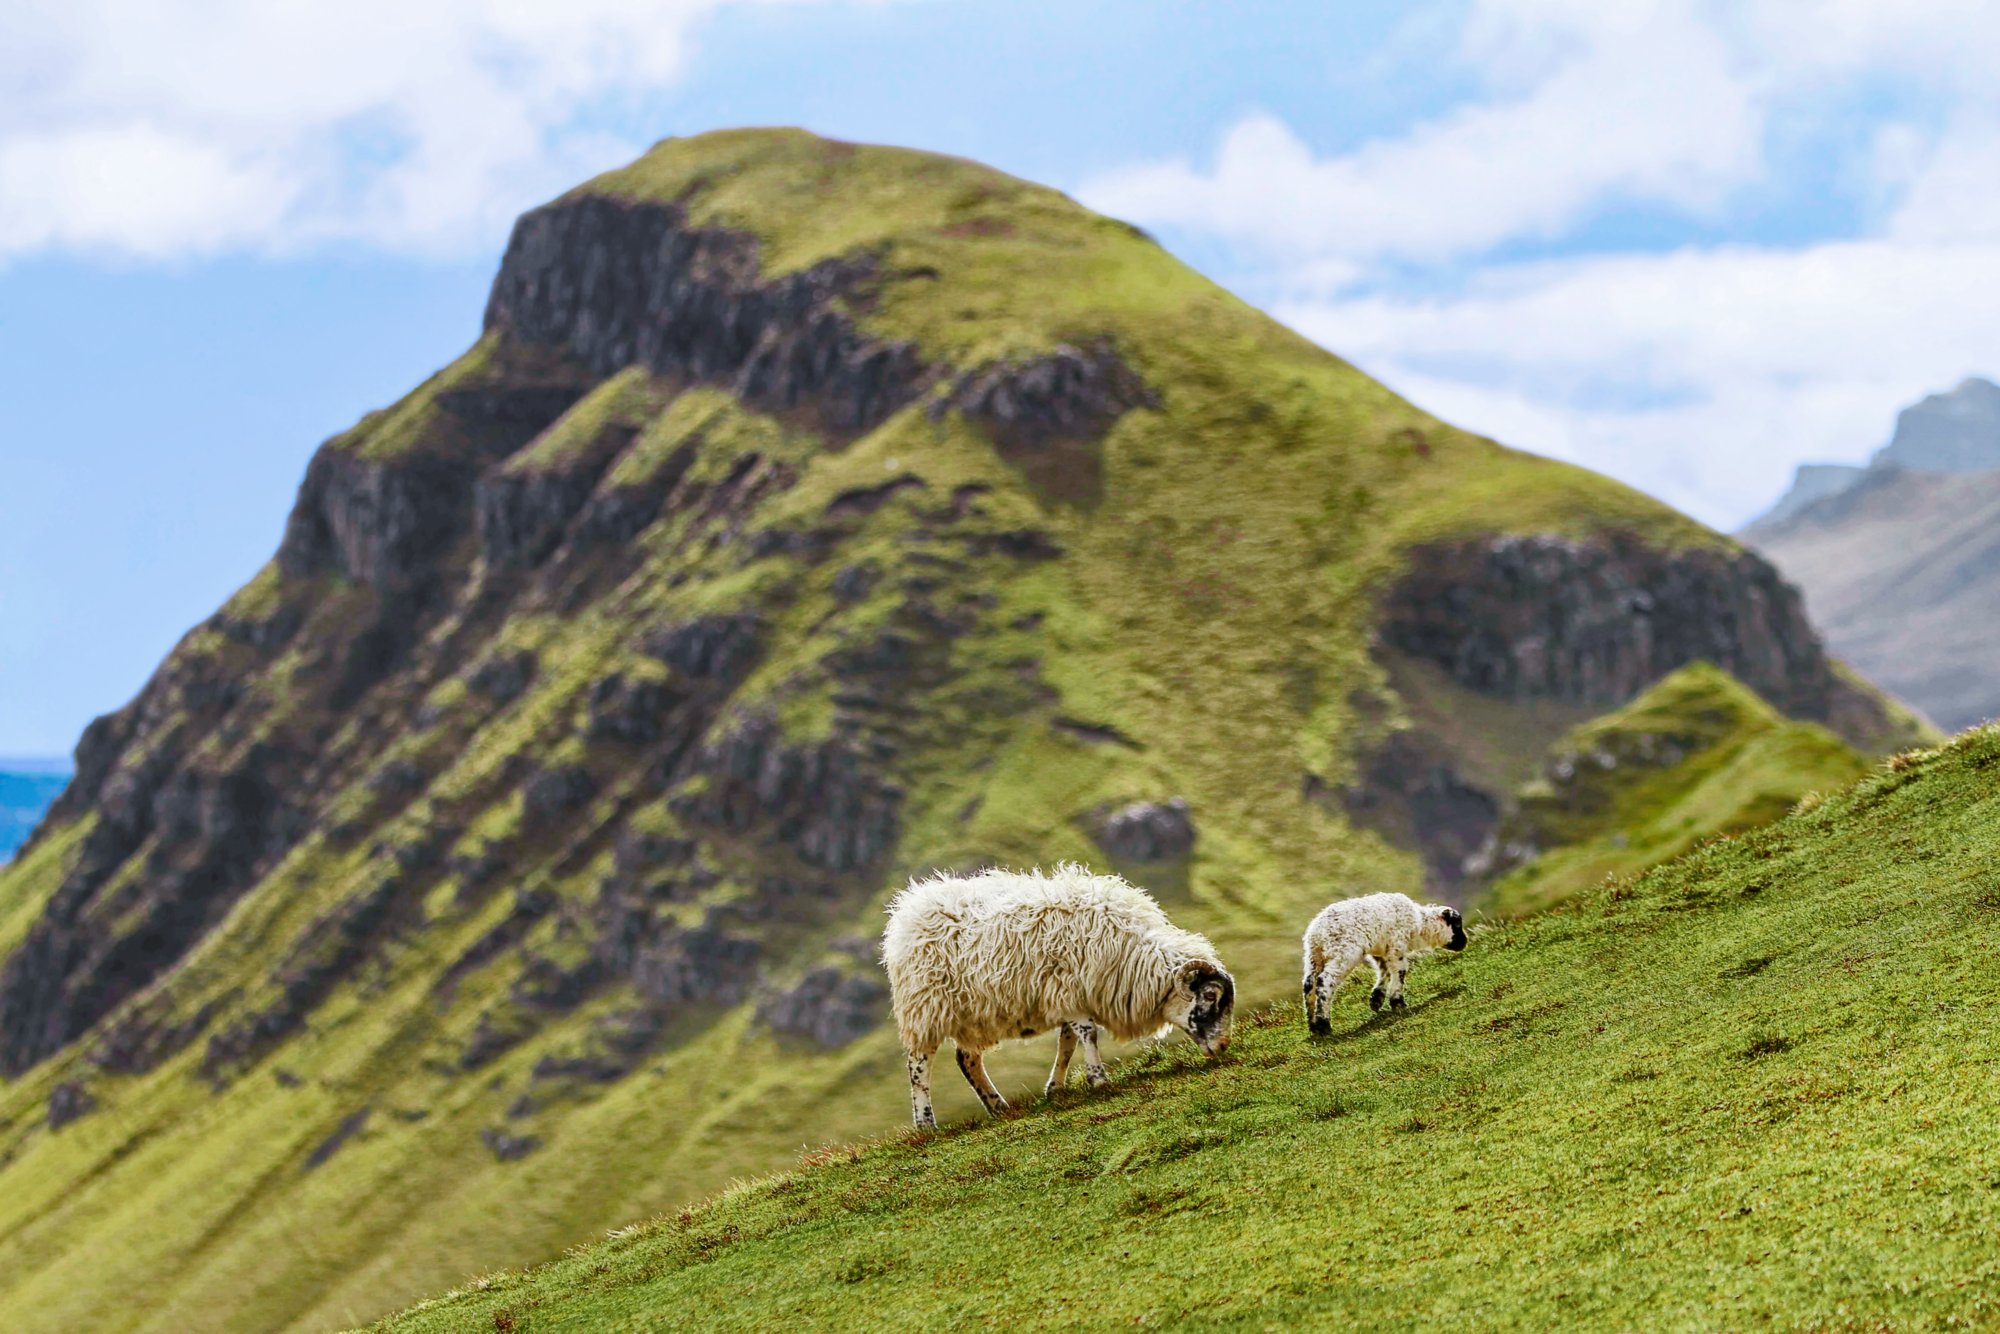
(1308, 1017), (1332, 1037)
(1390, 995), (1407, 1011)
(1369, 988), (1385, 1012)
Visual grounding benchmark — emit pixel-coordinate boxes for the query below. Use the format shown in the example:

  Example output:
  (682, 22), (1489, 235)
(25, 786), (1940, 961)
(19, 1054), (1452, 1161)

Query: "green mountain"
(379, 721), (2000, 1332)
(0, 128), (1924, 1333)
(1476, 662), (1874, 917)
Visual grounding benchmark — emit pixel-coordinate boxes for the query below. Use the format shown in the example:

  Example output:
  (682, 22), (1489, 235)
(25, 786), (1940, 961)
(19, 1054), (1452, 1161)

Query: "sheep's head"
(1166, 960), (1235, 1056)
(1426, 905), (1468, 952)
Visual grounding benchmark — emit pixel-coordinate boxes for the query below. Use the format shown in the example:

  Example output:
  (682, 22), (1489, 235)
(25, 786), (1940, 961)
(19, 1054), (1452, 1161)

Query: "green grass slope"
(1483, 663), (1874, 917)
(0, 129), (1923, 1333)
(383, 723), (2000, 1333)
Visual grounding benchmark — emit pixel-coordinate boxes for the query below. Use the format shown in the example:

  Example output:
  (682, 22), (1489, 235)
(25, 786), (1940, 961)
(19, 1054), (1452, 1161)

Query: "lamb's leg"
(1367, 956), (1389, 1012)
(1388, 958), (1411, 1010)
(1309, 947), (1362, 1035)
(907, 1047), (937, 1130)
(955, 1045), (1012, 1117)
(1076, 1021), (1110, 1087)
(1045, 1023), (1079, 1098)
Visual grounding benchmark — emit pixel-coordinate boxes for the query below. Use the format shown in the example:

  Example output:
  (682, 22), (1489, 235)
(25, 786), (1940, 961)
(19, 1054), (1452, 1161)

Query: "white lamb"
(881, 863), (1235, 1129)
(1301, 891), (1466, 1035)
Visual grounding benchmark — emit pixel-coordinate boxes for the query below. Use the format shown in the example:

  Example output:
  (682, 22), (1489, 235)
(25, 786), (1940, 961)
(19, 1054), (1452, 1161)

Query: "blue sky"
(6, 0), (2000, 756)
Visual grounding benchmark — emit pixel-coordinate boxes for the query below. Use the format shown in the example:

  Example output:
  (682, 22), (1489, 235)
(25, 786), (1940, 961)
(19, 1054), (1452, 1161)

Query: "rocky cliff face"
(1380, 533), (1860, 722)
(0, 128), (1924, 1334)
(1354, 533), (1912, 890)
(486, 195), (931, 439)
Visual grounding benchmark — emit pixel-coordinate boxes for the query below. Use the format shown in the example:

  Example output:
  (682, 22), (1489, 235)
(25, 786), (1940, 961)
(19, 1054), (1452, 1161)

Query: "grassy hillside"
(1482, 663), (1873, 917)
(0, 129), (1923, 1333)
(382, 722), (2000, 1332)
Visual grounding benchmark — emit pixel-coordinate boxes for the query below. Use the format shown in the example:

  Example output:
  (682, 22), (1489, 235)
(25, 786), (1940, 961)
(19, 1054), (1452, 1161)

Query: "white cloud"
(1082, 0), (2000, 529)
(0, 0), (825, 261)
(1278, 238), (2000, 528)
(1887, 120), (2000, 243)
(1081, 0), (1762, 263)
(0, 125), (296, 256)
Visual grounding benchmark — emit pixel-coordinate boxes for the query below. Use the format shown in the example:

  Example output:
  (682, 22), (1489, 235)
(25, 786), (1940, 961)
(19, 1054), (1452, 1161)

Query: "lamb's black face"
(1182, 963), (1235, 1056)
(1443, 907), (1467, 952)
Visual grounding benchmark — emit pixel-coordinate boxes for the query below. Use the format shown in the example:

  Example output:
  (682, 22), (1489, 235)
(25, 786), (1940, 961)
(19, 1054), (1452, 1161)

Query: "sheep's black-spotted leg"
(1302, 972), (1322, 1035)
(908, 1048), (937, 1130)
(1367, 956), (1388, 1012)
(1076, 1021), (1110, 1087)
(955, 1045), (1012, 1117)
(1045, 1023), (1078, 1098)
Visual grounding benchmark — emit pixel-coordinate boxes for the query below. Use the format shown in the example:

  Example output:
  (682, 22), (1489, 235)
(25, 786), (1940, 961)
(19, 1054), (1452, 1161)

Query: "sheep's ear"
(1181, 961), (1222, 994)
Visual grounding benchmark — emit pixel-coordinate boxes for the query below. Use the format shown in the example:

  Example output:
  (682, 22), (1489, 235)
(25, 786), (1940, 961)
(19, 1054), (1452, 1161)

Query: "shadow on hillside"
(1309, 985), (1467, 1045)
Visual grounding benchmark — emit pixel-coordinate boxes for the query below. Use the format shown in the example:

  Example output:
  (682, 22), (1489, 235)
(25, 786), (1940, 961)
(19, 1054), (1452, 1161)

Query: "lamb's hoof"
(1308, 1017), (1332, 1037)
(1369, 988), (1385, 1012)
(1390, 995), (1407, 1011)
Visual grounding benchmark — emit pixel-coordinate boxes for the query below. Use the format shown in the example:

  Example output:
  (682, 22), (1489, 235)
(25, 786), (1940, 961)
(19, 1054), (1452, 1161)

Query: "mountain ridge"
(1749, 374), (2000, 529)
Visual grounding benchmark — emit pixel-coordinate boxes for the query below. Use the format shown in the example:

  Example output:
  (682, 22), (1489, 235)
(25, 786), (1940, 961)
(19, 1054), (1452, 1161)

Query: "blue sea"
(0, 760), (70, 862)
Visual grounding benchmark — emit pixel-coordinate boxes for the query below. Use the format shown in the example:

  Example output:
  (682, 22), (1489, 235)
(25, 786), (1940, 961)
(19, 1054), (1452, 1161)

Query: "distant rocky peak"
(1748, 463), (1868, 531)
(1874, 375), (2000, 474)
(1743, 375), (2000, 534)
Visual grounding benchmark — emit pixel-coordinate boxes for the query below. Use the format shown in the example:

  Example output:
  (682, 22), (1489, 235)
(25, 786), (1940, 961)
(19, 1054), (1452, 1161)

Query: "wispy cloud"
(0, 0), (828, 261)
(1083, 5), (1760, 263)
(1082, 0), (2000, 527)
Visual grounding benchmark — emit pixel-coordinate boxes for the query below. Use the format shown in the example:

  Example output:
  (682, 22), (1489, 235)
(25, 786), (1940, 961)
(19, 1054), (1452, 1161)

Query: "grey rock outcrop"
(937, 342), (1158, 448)
(675, 713), (901, 874)
(47, 1080), (96, 1130)
(485, 196), (930, 437)
(1380, 534), (1843, 723)
(1090, 797), (1196, 863)
(758, 966), (887, 1047)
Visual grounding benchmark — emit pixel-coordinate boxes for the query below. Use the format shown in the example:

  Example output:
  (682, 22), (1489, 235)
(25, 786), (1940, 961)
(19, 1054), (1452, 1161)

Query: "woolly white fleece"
(882, 862), (1225, 1054)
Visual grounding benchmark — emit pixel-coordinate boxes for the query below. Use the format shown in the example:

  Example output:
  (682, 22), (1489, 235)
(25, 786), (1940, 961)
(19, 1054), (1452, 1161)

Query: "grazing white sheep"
(881, 863), (1235, 1129)
(1301, 892), (1465, 1035)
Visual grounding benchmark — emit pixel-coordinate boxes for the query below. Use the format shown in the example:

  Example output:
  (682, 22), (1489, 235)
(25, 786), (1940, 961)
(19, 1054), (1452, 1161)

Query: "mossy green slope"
(1483, 662), (1874, 917)
(0, 128), (1920, 1334)
(380, 724), (2000, 1333)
